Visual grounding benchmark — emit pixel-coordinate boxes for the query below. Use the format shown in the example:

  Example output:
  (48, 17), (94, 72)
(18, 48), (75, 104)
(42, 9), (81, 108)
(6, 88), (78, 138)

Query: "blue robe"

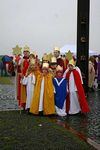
(53, 77), (67, 109)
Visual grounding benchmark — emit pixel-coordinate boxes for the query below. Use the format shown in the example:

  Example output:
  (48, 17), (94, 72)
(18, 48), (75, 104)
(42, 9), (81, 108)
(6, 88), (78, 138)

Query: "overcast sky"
(0, 0), (100, 57)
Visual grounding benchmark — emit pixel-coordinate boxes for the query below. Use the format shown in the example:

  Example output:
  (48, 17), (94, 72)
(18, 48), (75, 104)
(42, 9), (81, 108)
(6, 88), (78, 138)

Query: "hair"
(89, 56), (94, 62)
(26, 65), (34, 76)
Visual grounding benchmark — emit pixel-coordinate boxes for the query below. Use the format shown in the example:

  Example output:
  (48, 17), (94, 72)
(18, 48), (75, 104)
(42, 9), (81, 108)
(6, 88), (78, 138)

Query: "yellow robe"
(34, 69), (41, 81)
(30, 73), (55, 115)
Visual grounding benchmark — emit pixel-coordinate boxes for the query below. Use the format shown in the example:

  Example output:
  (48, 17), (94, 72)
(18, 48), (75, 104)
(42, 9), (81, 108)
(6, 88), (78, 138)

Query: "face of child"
(42, 68), (48, 75)
(34, 64), (38, 71)
(68, 64), (74, 71)
(54, 51), (60, 58)
(50, 64), (57, 70)
(23, 51), (30, 57)
(56, 71), (63, 77)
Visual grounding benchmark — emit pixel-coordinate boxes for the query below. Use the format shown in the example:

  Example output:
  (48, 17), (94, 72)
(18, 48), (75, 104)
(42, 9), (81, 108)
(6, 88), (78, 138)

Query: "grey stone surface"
(0, 77), (19, 111)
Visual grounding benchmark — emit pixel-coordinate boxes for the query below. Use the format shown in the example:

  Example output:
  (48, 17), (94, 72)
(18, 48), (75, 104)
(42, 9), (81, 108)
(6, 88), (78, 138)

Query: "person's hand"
(25, 72), (29, 77)
(18, 73), (22, 77)
(19, 73), (24, 78)
(21, 74), (24, 79)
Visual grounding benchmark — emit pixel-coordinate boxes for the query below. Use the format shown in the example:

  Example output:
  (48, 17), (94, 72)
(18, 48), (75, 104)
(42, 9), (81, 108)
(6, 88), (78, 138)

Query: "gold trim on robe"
(20, 85), (26, 104)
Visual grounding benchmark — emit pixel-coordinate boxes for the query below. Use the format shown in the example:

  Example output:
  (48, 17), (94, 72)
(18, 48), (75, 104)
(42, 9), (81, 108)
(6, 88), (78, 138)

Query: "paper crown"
(66, 50), (73, 61)
(53, 47), (60, 52)
(68, 59), (75, 66)
(23, 45), (30, 52)
(51, 56), (57, 63)
(42, 62), (49, 68)
(31, 51), (37, 57)
(30, 58), (35, 65)
(42, 53), (49, 61)
(48, 53), (53, 62)
(56, 65), (63, 71)
(12, 45), (22, 55)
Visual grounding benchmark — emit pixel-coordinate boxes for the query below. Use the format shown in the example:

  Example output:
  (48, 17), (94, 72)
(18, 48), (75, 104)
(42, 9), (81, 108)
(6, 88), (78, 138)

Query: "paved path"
(64, 91), (100, 145)
(0, 77), (19, 111)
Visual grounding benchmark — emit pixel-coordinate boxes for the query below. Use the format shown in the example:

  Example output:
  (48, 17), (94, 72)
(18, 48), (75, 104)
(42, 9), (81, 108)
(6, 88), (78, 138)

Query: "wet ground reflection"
(50, 91), (100, 145)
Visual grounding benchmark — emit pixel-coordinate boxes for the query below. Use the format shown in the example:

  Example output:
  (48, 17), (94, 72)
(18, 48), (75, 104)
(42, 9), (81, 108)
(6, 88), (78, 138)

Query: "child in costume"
(63, 59), (90, 114)
(30, 62), (55, 115)
(49, 56), (57, 77)
(53, 65), (67, 116)
(21, 59), (36, 113)
(18, 45), (30, 109)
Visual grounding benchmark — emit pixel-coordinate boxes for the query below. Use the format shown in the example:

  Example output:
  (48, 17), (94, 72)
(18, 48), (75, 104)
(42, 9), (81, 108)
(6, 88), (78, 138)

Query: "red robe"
(66, 69), (90, 113)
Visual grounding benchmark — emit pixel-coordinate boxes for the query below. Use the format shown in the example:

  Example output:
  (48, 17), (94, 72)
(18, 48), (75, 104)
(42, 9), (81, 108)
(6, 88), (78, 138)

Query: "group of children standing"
(16, 46), (90, 117)
(21, 62), (68, 117)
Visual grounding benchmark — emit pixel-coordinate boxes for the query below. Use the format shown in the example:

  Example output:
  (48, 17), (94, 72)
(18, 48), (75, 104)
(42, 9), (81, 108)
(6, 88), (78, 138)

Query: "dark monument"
(77, 0), (90, 93)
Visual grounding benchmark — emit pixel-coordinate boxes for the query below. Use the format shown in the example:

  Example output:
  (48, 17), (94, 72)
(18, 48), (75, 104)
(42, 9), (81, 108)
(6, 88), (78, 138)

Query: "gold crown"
(42, 62), (49, 68)
(23, 45), (30, 52)
(68, 59), (75, 66)
(48, 53), (53, 62)
(51, 56), (57, 63)
(42, 53), (49, 61)
(66, 50), (73, 61)
(53, 47), (60, 52)
(12, 45), (22, 55)
(56, 65), (63, 71)
(31, 51), (37, 57)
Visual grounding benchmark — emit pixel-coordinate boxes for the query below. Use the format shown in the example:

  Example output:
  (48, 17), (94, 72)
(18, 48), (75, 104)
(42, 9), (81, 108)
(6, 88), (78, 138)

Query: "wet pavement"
(51, 91), (100, 149)
(65, 91), (100, 144)
(0, 77), (100, 149)
(0, 77), (19, 111)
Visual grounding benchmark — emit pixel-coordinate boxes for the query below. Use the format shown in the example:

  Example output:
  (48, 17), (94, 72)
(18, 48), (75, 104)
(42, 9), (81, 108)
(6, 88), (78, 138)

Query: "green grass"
(0, 77), (13, 84)
(0, 111), (95, 150)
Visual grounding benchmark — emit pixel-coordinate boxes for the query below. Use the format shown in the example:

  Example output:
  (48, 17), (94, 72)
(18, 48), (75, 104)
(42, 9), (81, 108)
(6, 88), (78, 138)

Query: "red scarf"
(66, 69), (90, 113)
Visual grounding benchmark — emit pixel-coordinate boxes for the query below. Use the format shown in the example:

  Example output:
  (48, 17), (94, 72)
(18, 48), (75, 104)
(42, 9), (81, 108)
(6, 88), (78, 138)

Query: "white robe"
(22, 73), (35, 109)
(63, 67), (83, 114)
(39, 78), (44, 111)
(55, 101), (67, 116)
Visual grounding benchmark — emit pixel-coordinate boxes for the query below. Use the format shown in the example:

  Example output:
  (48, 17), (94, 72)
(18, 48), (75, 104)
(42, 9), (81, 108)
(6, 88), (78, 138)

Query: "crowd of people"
(88, 55), (100, 91)
(13, 45), (100, 117)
